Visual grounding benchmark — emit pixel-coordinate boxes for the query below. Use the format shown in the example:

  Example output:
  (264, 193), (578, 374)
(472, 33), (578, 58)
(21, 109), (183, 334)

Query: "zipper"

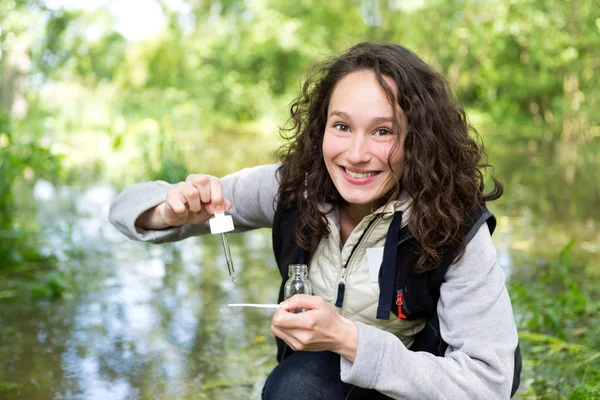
(340, 267), (348, 282)
(334, 267), (348, 308)
(334, 216), (381, 310)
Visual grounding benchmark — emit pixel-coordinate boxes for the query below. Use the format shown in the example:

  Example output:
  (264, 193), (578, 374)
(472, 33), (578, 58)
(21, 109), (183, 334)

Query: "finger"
(209, 177), (224, 213)
(166, 182), (188, 214)
(190, 175), (212, 205)
(271, 307), (296, 329)
(207, 199), (232, 215)
(272, 306), (315, 330)
(271, 325), (321, 352)
(183, 179), (202, 212)
(280, 294), (323, 312)
(270, 325), (302, 351)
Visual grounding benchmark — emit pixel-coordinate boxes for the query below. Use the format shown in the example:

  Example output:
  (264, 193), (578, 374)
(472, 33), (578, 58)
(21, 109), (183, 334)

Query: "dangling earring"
(303, 172), (308, 199)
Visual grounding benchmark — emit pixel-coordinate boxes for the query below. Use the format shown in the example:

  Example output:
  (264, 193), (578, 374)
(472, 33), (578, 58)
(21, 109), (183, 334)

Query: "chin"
(340, 193), (378, 207)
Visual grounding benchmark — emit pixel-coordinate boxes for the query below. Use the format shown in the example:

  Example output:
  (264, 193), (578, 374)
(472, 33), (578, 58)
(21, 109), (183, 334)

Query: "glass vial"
(220, 232), (235, 283)
(284, 264), (312, 313)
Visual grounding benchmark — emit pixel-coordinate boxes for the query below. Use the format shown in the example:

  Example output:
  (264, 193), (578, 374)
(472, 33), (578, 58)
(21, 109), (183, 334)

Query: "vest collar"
(319, 190), (413, 229)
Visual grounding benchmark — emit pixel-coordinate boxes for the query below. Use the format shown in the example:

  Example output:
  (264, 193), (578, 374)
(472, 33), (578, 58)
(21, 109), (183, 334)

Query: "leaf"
(559, 239), (577, 265)
(112, 134), (123, 150)
(519, 331), (590, 353)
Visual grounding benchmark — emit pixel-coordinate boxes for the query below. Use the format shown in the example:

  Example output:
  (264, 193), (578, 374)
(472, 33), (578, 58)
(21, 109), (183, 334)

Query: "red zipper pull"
(396, 292), (407, 319)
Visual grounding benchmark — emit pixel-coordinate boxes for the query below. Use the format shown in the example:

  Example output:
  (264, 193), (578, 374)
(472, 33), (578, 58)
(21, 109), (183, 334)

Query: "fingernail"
(214, 204), (223, 213)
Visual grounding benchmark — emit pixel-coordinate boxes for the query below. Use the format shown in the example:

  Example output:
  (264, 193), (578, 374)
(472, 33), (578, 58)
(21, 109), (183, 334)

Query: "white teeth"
(344, 168), (377, 179)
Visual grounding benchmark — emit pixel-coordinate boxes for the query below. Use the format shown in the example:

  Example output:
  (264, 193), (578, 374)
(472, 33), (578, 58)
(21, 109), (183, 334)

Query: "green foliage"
(512, 241), (586, 338)
(0, 118), (62, 298)
(0, 381), (20, 393)
(6, 0), (596, 196)
(31, 272), (65, 299)
(511, 241), (600, 397)
(0, 112), (62, 269)
(138, 116), (188, 182)
(40, 7), (126, 81)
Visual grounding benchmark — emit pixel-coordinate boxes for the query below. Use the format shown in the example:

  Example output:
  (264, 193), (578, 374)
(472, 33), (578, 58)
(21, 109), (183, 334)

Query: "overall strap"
(272, 204), (311, 280)
(376, 211), (403, 320)
(467, 208), (496, 242)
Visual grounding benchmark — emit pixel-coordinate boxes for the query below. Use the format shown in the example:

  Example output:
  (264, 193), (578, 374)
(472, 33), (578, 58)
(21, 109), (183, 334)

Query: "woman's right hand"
(136, 174), (232, 230)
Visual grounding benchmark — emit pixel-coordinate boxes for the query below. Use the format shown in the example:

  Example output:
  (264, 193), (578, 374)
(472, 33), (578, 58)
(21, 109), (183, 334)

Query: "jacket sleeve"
(108, 163), (281, 243)
(340, 224), (518, 400)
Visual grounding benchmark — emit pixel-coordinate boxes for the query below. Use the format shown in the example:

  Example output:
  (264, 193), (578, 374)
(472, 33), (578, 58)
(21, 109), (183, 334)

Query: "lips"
(343, 167), (380, 179)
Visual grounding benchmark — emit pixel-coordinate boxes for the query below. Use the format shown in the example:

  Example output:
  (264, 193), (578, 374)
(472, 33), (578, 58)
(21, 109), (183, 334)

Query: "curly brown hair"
(277, 42), (502, 273)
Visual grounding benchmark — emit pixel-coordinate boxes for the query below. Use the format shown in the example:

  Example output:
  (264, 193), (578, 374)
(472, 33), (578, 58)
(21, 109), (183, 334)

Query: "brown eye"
(334, 123), (349, 132)
(375, 128), (393, 137)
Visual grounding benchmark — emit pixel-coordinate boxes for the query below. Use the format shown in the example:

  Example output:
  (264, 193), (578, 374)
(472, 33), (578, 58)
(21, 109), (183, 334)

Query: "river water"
(1, 183), (284, 399)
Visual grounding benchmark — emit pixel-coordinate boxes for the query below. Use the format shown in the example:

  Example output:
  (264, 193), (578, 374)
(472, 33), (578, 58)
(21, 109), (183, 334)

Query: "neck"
(342, 203), (372, 227)
(339, 203), (373, 244)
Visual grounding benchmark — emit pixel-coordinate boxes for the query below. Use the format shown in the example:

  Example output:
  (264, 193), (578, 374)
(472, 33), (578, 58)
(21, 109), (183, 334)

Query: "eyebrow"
(328, 110), (394, 124)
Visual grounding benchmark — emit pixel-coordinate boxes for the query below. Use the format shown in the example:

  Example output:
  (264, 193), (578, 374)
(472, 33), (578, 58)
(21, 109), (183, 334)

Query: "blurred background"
(0, 0), (598, 398)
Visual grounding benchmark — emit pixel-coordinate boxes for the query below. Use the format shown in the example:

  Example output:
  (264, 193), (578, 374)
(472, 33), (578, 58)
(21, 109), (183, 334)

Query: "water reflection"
(1, 183), (280, 399)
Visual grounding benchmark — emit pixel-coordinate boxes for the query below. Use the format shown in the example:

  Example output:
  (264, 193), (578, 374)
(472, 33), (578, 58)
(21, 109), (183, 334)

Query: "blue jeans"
(262, 351), (393, 400)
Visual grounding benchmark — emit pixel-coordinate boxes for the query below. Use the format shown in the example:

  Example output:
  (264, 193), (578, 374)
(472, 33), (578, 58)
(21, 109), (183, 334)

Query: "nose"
(347, 133), (371, 164)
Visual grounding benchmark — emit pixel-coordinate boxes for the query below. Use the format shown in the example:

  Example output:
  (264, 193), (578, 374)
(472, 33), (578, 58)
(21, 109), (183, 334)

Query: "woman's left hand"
(271, 294), (358, 362)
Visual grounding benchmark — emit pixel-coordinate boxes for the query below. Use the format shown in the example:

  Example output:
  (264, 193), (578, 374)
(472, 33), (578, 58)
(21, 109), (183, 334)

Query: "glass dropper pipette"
(209, 211), (236, 283)
(219, 230), (236, 283)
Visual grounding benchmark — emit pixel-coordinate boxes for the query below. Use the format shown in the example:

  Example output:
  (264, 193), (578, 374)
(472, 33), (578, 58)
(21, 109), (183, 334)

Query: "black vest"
(271, 203), (522, 397)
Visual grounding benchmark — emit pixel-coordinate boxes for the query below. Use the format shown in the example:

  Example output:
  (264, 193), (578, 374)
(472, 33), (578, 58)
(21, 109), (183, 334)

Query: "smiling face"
(322, 69), (406, 216)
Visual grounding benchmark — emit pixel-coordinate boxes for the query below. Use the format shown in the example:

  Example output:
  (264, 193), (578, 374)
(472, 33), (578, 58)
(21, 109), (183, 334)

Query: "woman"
(109, 42), (519, 399)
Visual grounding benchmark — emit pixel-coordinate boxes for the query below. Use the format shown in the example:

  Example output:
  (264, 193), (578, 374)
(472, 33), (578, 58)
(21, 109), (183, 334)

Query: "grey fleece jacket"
(109, 163), (518, 400)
